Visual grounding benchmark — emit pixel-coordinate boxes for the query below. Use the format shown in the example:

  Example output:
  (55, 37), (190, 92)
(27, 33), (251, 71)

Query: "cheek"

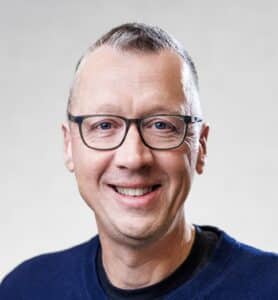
(175, 154), (192, 189)
(183, 135), (199, 171)
(71, 141), (111, 193)
(169, 144), (196, 174)
(158, 148), (195, 200)
(158, 150), (192, 185)
(73, 151), (113, 214)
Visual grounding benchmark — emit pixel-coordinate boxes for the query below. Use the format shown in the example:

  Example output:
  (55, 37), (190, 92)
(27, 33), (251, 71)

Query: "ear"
(196, 123), (209, 174)
(62, 122), (74, 172)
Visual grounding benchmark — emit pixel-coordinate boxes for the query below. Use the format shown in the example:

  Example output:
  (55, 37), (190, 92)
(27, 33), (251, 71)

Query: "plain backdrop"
(1, 0), (277, 280)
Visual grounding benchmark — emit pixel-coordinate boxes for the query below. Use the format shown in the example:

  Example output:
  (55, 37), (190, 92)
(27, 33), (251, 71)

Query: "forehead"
(71, 46), (190, 115)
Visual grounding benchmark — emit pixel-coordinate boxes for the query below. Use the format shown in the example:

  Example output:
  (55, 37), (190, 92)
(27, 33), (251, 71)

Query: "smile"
(110, 185), (161, 197)
(115, 187), (152, 196)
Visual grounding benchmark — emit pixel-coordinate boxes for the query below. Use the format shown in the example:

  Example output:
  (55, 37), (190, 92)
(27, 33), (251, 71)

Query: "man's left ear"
(196, 123), (209, 174)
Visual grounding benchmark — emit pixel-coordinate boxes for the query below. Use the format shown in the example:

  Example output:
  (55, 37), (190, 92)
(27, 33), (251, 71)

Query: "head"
(63, 23), (209, 247)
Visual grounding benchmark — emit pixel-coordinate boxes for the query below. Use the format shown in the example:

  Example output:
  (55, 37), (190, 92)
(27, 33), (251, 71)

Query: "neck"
(99, 219), (195, 289)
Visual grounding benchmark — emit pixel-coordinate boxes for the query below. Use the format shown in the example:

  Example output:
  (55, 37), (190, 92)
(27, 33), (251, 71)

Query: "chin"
(112, 218), (169, 247)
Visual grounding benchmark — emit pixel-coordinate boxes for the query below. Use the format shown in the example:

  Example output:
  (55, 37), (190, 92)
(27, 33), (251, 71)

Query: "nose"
(113, 123), (154, 171)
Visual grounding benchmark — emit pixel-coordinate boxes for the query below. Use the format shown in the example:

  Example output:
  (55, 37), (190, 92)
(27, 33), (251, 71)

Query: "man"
(1, 23), (277, 300)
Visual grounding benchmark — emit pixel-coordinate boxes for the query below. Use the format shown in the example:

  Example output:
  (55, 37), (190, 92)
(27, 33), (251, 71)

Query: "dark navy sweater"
(1, 226), (278, 299)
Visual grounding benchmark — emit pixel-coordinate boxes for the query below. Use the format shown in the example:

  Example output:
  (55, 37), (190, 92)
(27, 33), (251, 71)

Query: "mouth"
(107, 183), (162, 208)
(108, 184), (161, 197)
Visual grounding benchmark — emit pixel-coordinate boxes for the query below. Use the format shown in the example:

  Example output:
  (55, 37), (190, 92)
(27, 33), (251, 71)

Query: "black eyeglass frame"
(67, 112), (203, 151)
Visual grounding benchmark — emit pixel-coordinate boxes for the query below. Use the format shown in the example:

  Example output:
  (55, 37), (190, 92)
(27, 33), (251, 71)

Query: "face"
(63, 46), (209, 246)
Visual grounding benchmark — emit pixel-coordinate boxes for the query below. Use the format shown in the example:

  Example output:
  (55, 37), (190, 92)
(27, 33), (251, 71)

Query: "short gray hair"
(68, 22), (200, 112)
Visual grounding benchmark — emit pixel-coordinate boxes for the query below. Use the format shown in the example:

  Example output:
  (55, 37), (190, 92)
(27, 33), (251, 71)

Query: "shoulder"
(0, 236), (99, 299)
(233, 236), (278, 286)
(220, 228), (278, 268)
(204, 226), (278, 299)
(200, 225), (278, 262)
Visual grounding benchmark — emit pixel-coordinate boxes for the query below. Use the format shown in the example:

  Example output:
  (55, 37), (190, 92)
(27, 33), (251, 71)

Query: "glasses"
(68, 112), (202, 151)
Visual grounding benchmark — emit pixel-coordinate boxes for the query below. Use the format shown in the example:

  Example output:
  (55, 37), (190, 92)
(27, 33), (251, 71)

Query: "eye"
(99, 122), (112, 130)
(150, 120), (175, 131)
(154, 121), (170, 130)
(142, 116), (183, 135)
(90, 119), (121, 131)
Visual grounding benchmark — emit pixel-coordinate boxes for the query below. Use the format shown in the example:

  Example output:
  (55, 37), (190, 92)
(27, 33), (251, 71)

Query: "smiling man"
(1, 23), (277, 300)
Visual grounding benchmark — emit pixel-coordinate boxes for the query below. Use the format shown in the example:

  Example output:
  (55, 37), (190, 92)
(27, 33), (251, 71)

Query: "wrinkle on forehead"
(70, 46), (201, 118)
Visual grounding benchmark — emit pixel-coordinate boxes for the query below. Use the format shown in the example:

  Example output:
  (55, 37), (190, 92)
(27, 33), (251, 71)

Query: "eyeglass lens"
(80, 115), (187, 150)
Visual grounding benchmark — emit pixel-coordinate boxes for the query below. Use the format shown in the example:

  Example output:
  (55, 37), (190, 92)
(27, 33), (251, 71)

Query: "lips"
(115, 186), (153, 196)
(108, 184), (161, 208)
(111, 184), (160, 196)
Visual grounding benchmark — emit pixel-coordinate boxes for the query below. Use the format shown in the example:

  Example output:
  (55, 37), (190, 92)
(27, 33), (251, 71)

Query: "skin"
(62, 46), (209, 289)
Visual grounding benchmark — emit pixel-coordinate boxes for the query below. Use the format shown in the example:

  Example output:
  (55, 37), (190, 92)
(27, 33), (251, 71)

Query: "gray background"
(1, 0), (277, 280)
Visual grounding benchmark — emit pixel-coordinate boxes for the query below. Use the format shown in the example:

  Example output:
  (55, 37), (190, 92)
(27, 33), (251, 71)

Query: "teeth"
(115, 187), (153, 196)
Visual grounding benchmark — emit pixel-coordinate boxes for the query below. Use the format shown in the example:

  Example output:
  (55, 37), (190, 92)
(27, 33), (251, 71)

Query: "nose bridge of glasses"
(123, 118), (144, 144)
